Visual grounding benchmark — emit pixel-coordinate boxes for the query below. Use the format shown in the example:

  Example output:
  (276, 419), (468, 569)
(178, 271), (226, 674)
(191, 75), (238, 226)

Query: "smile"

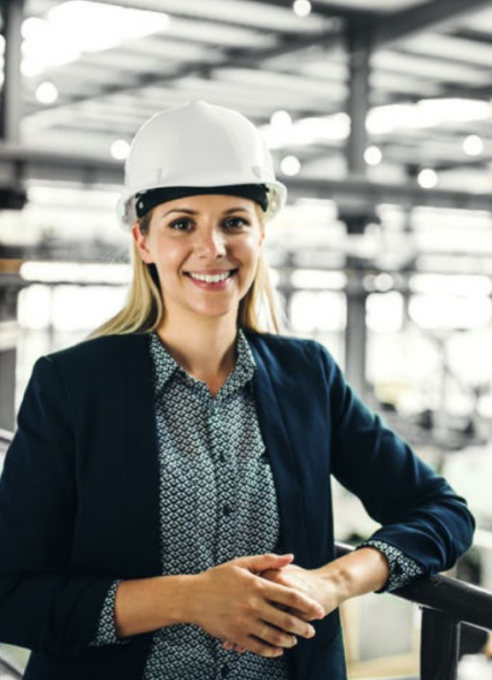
(187, 271), (234, 283)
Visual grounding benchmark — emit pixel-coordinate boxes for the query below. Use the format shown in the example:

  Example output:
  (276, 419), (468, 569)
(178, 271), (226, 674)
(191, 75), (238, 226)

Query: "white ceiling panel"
(373, 51), (492, 86)
(400, 33), (492, 67)
(314, 0), (428, 11)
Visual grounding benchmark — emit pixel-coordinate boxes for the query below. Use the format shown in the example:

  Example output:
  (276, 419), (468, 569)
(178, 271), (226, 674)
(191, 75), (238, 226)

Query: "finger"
(228, 631), (285, 658)
(264, 604), (316, 639)
(242, 636), (284, 658)
(252, 621), (299, 651)
(261, 581), (324, 620)
(235, 553), (294, 574)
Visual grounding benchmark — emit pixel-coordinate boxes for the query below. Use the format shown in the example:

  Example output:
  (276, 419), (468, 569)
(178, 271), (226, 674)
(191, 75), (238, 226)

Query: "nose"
(195, 225), (226, 258)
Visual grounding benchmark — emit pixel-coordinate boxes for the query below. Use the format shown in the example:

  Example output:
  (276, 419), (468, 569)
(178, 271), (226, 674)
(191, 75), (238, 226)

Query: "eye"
(168, 218), (194, 231)
(222, 217), (249, 229)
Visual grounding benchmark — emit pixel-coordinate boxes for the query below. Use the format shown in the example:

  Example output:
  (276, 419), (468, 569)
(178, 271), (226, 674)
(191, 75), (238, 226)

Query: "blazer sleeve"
(0, 356), (116, 656)
(318, 344), (475, 575)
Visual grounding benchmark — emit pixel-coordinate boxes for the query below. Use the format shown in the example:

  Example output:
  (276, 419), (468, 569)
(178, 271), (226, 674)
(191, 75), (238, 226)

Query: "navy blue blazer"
(0, 332), (474, 680)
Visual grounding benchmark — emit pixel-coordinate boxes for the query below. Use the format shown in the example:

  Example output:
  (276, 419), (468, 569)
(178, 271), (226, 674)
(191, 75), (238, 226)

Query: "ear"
(131, 223), (154, 264)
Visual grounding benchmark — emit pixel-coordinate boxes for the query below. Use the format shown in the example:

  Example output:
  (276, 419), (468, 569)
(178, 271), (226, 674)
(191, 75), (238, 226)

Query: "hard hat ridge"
(117, 100), (287, 227)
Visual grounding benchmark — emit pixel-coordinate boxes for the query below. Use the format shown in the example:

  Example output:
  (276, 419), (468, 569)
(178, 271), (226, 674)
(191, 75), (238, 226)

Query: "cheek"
(149, 242), (182, 273)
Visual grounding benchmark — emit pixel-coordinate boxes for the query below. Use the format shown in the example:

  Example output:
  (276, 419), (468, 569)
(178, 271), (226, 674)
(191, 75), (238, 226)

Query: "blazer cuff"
(357, 539), (425, 593)
(89, 580), (130, 647)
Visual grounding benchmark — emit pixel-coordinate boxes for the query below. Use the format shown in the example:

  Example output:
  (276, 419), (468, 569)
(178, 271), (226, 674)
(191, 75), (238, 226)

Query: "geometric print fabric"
(141, 329), (292, 680)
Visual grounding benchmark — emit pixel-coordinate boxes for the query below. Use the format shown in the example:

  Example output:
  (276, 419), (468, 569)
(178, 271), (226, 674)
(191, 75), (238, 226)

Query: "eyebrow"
(162, 206), (252, 217)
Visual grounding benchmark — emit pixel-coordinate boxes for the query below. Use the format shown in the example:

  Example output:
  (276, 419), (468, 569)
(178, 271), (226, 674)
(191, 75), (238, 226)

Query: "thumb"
(235, 553), (294, 574)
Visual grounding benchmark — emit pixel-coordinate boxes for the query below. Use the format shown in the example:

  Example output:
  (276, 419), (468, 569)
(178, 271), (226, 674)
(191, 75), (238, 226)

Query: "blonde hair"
(90, 204), (281, 339)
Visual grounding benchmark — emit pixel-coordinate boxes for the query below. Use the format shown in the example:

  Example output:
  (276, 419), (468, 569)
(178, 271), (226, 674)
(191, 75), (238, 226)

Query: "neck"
(157, 311), (238, 394)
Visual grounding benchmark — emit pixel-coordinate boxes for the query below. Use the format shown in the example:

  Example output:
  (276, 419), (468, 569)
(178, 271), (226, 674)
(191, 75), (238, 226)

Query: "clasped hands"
(187, 553), (339, 659)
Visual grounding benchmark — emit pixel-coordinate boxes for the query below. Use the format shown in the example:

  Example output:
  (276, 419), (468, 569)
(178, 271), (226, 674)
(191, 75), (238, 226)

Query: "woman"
(0, 101), (474, 680)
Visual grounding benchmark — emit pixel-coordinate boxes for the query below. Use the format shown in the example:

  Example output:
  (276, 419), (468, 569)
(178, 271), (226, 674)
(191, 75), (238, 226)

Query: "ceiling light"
(21, 2), (170, 77)
(293, 0), (312, 18)
(463, 134), (484, 156)
(35, 81), (58, 104)
(110, 139), (130, 160)
(418, 168), (438, 189)
(281, 155), (301, 176)
(20, 261), (131, 284)
(270, 110), (292, 130)
(364, 145), (382, 166)
(367, 99), (492, 135)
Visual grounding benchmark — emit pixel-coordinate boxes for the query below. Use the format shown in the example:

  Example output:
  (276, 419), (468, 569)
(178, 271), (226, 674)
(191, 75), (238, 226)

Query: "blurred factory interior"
(2, 0), (492, 677)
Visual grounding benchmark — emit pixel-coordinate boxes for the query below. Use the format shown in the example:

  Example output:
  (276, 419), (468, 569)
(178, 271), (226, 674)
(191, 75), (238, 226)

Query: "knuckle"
(270, 629), (288, 647)
(282, 614), (298, 632)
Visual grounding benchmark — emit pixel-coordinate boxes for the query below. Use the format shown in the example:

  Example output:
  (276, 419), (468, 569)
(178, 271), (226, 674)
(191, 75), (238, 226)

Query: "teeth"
(189, 271), (231, 283)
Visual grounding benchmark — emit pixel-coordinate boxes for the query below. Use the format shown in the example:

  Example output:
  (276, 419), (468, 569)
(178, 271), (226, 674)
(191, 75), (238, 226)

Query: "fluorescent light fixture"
(262, 113), (350, 150)
(291, 269), (347, 290)
(409, 294), (492, 330)
(367, 291), (404, 334)
(291, 291), (345, 332)
(364, 145), (382, 166)
(21, 1), (170, 77)
(293, 0), (312, 17)
(463, 134), (484, 156)
(418, 168), (438, 189)
(20, 261), (131, 285)
(280, 155), (301, 176)
(367, 99), (491, 134)
(410, 274), (492, 296)
(110, 139), (131, 161)
(35, 81), (58, 104)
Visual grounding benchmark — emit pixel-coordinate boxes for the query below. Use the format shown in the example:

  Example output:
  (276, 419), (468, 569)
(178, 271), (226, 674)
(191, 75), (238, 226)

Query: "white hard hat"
(117, 100), (287, 228)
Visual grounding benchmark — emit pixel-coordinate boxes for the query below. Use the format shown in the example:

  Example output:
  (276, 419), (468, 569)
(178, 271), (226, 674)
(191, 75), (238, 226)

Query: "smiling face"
(131, 193), (264, 328)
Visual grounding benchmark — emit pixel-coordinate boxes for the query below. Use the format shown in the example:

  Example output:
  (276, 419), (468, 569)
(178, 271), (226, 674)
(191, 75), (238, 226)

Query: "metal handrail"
(336, 541), (492, 680)
(0, 429), (13, 444)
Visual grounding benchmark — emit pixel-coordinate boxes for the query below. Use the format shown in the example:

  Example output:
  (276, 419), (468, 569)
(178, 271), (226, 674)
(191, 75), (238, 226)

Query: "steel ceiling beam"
(286, 176), (492, 212)
(1, 144), (491, 213)
(374, 0), (492, 47)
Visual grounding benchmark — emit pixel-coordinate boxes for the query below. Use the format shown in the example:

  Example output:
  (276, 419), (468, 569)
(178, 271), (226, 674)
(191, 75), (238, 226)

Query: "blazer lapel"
(249, 342), (312, 567)
(123, 334), (162, 578)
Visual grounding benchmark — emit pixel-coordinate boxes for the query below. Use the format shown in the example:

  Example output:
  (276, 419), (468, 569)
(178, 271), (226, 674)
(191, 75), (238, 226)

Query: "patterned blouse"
(91, 330), (424, 678)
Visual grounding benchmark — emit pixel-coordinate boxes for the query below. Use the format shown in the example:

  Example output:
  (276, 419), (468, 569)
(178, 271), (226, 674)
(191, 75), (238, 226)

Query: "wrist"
(180, 572), (206, 626)
(314, 563), (351, 610)
(315, 548), (390, 606)
(172, 574), (203, 625)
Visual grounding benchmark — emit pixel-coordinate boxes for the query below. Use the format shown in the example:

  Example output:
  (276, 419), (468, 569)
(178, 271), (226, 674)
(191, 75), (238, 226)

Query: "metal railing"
(336, 541), (492, 680)
(1, 430), (491, 679)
